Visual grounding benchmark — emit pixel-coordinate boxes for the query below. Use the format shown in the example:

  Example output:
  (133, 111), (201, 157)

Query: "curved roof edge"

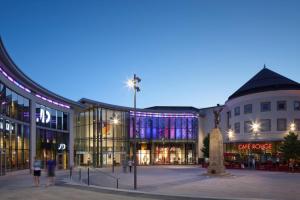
(79, 98), (199, 114)
(0, 37), (84, 109)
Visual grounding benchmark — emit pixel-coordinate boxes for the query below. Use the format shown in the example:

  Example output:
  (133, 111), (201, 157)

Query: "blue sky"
(1, 0), (300, 108)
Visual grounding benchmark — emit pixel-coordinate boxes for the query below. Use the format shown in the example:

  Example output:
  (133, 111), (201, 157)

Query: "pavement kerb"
(61, 179), (272, 200)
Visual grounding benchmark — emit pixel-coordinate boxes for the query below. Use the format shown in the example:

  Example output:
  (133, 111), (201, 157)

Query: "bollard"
(79, 168), (81, 182)
(87, 167), (90, 186)
(116, 178), (119, 189)
(69, 166), (73, 180)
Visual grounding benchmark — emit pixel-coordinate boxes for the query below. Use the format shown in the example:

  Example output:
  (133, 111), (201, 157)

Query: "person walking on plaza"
(252, 158), (256, 170)
(33, 156), (42, 187)
(288, 159), (295, 173)
(128, 160), (133, 173)
(46, 158), (56, 186)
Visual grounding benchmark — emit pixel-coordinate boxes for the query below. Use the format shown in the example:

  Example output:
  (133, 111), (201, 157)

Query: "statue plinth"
(207, 128), (226, 175)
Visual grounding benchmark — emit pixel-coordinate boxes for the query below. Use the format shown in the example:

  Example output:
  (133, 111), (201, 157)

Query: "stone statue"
(213, 106), (223, 128)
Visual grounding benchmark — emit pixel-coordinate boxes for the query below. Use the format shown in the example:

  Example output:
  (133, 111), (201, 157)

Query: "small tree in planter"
(279, 132), (300, 162)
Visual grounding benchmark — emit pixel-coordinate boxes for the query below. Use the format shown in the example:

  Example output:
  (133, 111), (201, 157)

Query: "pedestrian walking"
(128, 160), (132, 173)
(33, 156), (42, 187)
(252, 158), (256, 170)
(46, 158), (56, 186)
(288, 159), (295, 173)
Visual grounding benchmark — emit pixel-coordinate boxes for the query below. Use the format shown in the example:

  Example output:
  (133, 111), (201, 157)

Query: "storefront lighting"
(290, 122), (296, 132)
(228, 129), (234, 139)
(35, 94), (70, 109)
(0, 65), (70, 109)
(0, 67), (31, 93)
(130, 111), (197, 118)
(112, 117), (119, 125)
(251, 121), (260, 133)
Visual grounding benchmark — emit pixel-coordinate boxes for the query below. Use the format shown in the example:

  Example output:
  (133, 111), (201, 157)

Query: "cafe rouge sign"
(238, 143), (272, 151)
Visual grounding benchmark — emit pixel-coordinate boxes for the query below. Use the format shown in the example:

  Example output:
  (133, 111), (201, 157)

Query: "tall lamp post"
(127, 74), (141, 190)
(110, 113), (119, 173)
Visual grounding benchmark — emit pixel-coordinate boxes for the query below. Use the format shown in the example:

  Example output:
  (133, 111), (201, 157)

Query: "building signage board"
(238, 143), (272, 151)
(36, 108), (50, 124)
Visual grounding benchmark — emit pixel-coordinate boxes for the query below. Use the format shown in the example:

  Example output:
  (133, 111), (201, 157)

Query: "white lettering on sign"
(58, 143), (66, 150)
(36, 108), (51, 124)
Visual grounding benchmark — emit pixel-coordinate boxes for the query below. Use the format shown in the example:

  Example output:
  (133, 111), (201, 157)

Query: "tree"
(201, 134), (210, 158)
(279, 132), (300, 161)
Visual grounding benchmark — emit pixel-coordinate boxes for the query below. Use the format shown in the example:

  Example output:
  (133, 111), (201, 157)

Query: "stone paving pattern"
(0, 166), (299, 200)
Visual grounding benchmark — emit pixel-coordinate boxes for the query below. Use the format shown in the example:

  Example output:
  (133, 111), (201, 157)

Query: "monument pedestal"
(207, 128), (226, 175)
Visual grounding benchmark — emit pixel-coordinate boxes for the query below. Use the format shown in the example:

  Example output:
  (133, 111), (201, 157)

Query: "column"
(30, 102), (36, 172)
(69, 110), (74, 168)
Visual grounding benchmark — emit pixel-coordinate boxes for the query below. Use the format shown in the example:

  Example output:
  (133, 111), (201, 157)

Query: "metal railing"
(75, 167), (120, 189)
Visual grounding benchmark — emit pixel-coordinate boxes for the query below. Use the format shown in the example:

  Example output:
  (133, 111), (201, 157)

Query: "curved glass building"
(0, 38), (83, 173)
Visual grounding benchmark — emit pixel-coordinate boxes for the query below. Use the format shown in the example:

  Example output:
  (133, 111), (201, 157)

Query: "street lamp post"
(127, 74), (141, 190)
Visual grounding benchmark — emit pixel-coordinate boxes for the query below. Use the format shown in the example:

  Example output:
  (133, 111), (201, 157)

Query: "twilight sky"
(1, 0), (300, 108)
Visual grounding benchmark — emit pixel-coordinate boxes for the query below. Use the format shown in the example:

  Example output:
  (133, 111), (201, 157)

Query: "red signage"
(238, 143), (272, 151)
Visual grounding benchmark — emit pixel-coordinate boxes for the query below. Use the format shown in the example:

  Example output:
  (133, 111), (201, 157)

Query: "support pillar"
(30, 102), (36, 172)
(69, 110), (74, 168)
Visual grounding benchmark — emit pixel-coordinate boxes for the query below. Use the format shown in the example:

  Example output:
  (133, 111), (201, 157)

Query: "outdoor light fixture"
(251, 121), (261, 133)
(228, 129), (234, 139)
(290, 122), (296, 132)
(127, 74), (141, 190)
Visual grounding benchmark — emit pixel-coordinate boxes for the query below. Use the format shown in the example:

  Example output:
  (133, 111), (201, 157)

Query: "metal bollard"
(79, 168), (81, 182)
(116, 178), (119, 189)
(87, 167), (90, 186)
(70, 166), (73, 180)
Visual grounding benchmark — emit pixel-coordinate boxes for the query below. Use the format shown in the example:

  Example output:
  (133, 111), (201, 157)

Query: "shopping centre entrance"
(135, 142), (196, 165)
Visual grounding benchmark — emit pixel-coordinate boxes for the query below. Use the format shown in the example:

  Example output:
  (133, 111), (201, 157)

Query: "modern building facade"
(0, 38), (83, 174)
(222, 68), (300, 162)
(0, 37), (299, 173)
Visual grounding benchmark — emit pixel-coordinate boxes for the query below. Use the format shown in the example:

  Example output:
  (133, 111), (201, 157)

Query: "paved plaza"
(0, 166), (299, 200)
(73, 165), (300, 200)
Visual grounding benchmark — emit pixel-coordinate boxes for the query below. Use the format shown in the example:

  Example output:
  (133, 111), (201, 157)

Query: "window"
(294, 101), (300, 111)
(294, 119), (300, 131)
(261, 102), (271, 112)
(244, 104), (252, 114)
(244, 121), (252, 133)
(234, 107), (240, 116)
(261, 119), (271, 132)
(234, 122), (240, 133)
(277, 101), (287, 111)
(277, 119), (287, 131)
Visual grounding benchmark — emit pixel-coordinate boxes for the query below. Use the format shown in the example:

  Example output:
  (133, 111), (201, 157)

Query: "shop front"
(224, 141), (283, 169)
(134, 142), (196, 165)
(36, 104), (70, 169)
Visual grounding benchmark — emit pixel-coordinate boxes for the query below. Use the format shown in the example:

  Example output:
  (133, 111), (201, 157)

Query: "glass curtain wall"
(36, 104), (69, 169)
(0, 81), (30, 172)
(129, 112), (198, 165)
(75, 107), (129, 167)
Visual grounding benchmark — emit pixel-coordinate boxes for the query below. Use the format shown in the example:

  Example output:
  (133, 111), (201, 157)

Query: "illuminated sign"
(58, 143), (66, 150)
(238, 143), (272, 151)
(36, 108), (51, 124)
(0, 122), (13, 131)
